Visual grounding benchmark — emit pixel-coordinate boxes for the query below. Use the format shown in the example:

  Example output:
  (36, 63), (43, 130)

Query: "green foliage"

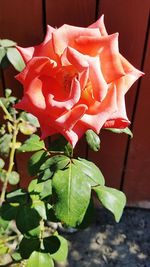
(49, 135), (73, 157)
(20, 112), (40, 127)
(0, 47), (6, 64)
(73, 158), (105, 186)
(27, 251), (54, 267)
(105, 127), (133, 138)
(52, 158), (104, 227)
(85, 129), (101, 151)
(0, 39), (128, 266)
(19, 121), (37, 135)
(7, 47), (25, 72)
(0, 158), (5, 169)
(0, 133), (12, 157)
(28, 150), (49, 176)
(0, 38), (25, 71)
(19, 237), (40, 259)
(6, 189), (28, 204)
(16, 206), (41, 236)
(18, 134), (45, 152)
(93, 186), (126, 222)
(0, 39), (17, 47)
(39, 155), (70, 180)
(7, 171), (20, 185)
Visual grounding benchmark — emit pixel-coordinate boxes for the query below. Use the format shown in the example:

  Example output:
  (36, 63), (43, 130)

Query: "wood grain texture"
(46, 0), (96, 27)
(88, 1), (149, 190)
(0, 0), (44, 188)
(123, 33), (150, 202)
(0, 0), (44, 97)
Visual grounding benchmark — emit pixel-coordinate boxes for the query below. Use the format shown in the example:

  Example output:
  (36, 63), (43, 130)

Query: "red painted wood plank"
(0, 0), (44, 188)
(123, 33), (150, 203)
(46, 0), (96, 27)
(0, 0), (44, 98)
(88, 1), (149, 189)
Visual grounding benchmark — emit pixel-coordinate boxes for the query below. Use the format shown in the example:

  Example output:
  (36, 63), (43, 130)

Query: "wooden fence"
(0, 0), (150, 206)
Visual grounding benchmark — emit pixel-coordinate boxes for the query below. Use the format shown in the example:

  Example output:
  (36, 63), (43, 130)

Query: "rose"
(15, 15), (143, 147)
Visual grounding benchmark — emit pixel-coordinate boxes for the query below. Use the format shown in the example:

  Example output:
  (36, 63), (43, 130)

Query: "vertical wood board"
(88, 0), (149, 190)
(0, 0), (44, 188)
(123, 33), (150, 202)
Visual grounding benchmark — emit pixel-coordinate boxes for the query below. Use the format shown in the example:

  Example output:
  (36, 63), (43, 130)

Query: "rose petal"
(44, 25), (56, 44)
(56, 104), (87, 130)
(76, 33), (125, 83)
(88, 14), (108, 36)
(61, 47), (89, 90)
(61, 121), (88, 147)
(43, 77), (81, 110)
(52, 24), (100, 55)
(16, 57), (56, 84)
(81, 84), (117, 133)
(66, 46), (89, 71)
(16, 46), (34, 63)
(87, 56), (108, 102)
(120, 54), (144, 89)
(40, 121), (58, 140)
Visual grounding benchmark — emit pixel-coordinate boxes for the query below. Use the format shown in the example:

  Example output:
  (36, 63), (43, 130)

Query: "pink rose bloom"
(15, 15), (143, 147)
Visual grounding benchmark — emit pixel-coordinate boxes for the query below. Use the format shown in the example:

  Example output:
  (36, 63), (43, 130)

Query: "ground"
(56, 208), (150, 267)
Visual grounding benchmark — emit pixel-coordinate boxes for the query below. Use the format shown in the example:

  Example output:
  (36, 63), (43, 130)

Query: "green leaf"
(0, 47), (6, 63)
(40, 155), (70, 173)
(43, 236), (60, 254)
(28, 179), (43, 193)
(19, 121), (37, 135)
(28, 150), (49, 176)
(5, 88), (12, 98)
(6, 189), (28, 204)
(20, 112), (40, 127)
(0, 169), (6, 182)
(32, 199), (47, 220)
(18, 134), (45, 152)
(40, 179), (52, 199)
(51, 234), (68, 262)
(38, 155), (70, 181)
(27, 251), (54, 267)
(0, 54), (10, 69)
(93, 185), (126, 222)
(0, 158), (5, 169)
(50, 136), (73, 157)
(73, 158), (105, 186)
(8, 171), (20, 185)
(7, 47), (25, 72)
(0, 133), (12, 157)
(19, 237), (40, 259)
(85, 130), (100, 151)
(77, 198), (95, 229)
(105, 127), (133, 138)
(28, 179), (52, 200)
(16, 206), (41, 235)
(52, 163), (91, 227)
(0, 39), (17, 47)
(0, 216), (9, 231)
(12, 252), (22, 261)
(0, 244), (9, 255)
(0, 202), (18, 221)
(38, 168), (53, 181)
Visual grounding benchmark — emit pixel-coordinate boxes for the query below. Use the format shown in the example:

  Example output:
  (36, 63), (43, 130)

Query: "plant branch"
(0, 99), (13, 122)
(0, 121), (19, 205)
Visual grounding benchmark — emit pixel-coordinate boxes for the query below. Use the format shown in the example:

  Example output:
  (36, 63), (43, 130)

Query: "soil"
(56, 208), (150, 267)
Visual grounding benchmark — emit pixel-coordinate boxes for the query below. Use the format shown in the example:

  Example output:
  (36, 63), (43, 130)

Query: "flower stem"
(0, 121), (19, 205)
(0, 99), (13, 122)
